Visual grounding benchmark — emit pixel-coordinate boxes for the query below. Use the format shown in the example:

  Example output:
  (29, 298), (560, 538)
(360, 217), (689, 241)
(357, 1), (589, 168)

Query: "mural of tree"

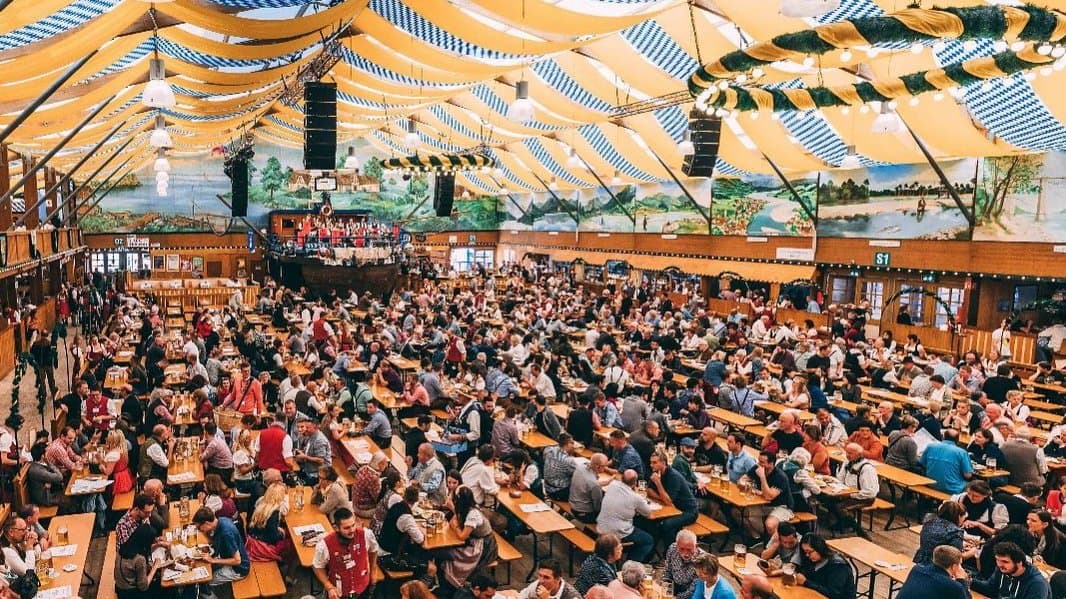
(978, 154), (1043, 222)
(260, 156), (288, 201)
(363, 157), (383, 181)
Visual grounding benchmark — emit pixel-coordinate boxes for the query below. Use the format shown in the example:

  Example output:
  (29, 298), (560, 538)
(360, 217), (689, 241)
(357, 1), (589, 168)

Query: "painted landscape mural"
(82, 139), (501, 234)
(710, 173), (816, 237)
(973, 152), (1066, 242)
(815, 159), (978, 240)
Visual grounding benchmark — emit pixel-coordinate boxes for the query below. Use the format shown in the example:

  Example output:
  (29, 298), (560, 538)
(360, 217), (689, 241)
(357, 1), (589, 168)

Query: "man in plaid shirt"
(116, 494), (157, 548)
(44, 426), (82, 475)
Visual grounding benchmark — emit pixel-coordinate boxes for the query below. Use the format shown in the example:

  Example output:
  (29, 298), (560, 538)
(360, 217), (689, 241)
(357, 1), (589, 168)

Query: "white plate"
(62, 564), (77, 573)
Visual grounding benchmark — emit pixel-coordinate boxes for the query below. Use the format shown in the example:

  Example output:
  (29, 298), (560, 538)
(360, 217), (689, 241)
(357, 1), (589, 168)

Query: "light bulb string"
(688, 1), (703, 66)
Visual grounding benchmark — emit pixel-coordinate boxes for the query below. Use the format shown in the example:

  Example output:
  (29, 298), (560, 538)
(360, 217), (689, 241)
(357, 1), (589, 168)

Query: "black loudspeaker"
(304, 82), (337, 170)
(433, 173), (455, 217)
(231, 159), (248, 217)
(681, 110), (722, 178)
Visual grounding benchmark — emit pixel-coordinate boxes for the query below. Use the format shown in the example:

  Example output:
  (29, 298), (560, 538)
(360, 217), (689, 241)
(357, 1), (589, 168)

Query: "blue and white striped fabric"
(530, 59), (613, 114)
(653, 106), (753, 177)
(814, 0), (882, 25)
(619, 19), (697, 79)
(460, 172), (498, 194)
(84, 40), (153, 81)
(769, 80), (879, 167)
(157, 37), (308, 69)
(427, 105), (505, 145)
(486, 152), (540, 192)
(523, 138), (588, 186)
(339, 47), (472, 89)
(171, 84), (214, 99)
(935, 40), (1066, 151)
(0, 0), (120, 51)
(576, 124), (658, 181)
(210, 0), (312, 9)
(265, 115), (303, 135)
(369, 0), (523, 62)
(466, 84), (565, 133)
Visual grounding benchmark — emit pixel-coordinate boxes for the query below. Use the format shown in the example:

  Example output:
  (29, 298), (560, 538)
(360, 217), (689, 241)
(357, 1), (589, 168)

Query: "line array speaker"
(231, 159), (248, 217)
(681, 110), (721, 178)
(304, 82), (337, 170)
(433, 173), (455, 217)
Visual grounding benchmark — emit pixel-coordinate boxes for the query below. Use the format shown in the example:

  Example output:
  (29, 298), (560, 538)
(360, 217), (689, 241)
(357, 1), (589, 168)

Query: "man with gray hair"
(663, 529), (705, 599)
(829, 442), (879, 536)
(611, 561), (648, 596)
(1001, 426), (1048, 487)
(896, 545), (970, 599)
(569, 452), (609, 523)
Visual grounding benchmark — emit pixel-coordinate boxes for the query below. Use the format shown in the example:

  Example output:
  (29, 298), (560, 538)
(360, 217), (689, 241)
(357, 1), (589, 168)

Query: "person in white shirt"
(525, 363), (556, 400)
(459, 445), (505, 507)
(830, 443), (880, 535)
(602, 359), (630, 389)
(181, 333), (199, 362)
(991, 319), (1012, 360)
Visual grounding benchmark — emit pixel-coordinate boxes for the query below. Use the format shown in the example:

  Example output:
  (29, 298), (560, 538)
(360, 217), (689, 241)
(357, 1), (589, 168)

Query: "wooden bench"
(333, 460), (355, 485)
(683, 513), (730, 540)
(232, 561), (287, 599)
(492, 531), (522, 583)
(1000, 484), (1022, 495)
(787, 511), (819, 534)
(857, 498), (897, 531)
(112, 490), (135, 512)
(12, 463), (58, 519)
(556, 528), (596, 575)
(98, 532), (118, 599)
(912, 485), (950, 504)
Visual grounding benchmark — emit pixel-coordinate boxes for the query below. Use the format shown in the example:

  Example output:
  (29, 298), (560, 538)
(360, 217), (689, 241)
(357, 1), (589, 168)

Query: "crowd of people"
(3, 260), (1066, 599)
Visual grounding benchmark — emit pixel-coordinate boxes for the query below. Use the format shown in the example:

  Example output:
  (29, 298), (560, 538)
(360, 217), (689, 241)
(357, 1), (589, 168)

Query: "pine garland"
(687, 4), (1066, 112)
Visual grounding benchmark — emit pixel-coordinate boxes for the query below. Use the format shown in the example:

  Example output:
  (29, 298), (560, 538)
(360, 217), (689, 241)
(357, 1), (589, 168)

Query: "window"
(829, 276), (856, 305)
(936, 287), (965, 328)
(90, 252), (105, 274)
(106, 252), (120, 273)
(449, 248), (493, 272)
(1014, 285), (1038, 312)
(898, 284), (926, 325)
(862, 280), (885, 320)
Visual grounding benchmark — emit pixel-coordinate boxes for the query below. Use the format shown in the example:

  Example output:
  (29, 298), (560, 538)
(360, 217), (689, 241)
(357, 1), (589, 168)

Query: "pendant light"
(403, 119), (420, 149)
(343, 146), (361, 170)
(871, 103), (903, 134)
(839, 146), (861, 169)
(149, 114), (173, 148)
(611, 170), (622, 186)
(548, 176), (558, 191)
(780, 0), (839, 18)
(143, 58), (176, 109)
(154, 148), (171, 173)
(155, 171), (169, 183)
(566, 147), (581, 169)
(678, 129), (695, 155)
(507, 80), (535, 124)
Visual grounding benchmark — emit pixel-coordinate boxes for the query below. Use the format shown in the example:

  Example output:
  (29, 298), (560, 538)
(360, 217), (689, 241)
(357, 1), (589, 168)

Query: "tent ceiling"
(0, 0), (1058, 189)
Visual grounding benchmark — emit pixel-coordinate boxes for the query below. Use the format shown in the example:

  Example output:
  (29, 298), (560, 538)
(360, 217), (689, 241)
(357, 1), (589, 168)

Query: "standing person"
(30, 330), (57, 400)
(991, 319), (1013, 361)
(312, 507), (379, 599)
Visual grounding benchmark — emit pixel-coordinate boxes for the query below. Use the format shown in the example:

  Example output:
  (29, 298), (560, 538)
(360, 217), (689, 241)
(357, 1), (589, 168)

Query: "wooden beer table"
(718, 555), (827, 598)
(827, 536), (912, 599)
(168, 438), (206, 486)
(495, 486), (574, 580)
(162, 499), (213, 587)
(45, 513), (95, 592)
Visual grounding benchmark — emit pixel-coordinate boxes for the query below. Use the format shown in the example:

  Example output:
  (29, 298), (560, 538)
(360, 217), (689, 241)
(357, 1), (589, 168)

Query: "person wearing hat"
(673, 437), (699, 492)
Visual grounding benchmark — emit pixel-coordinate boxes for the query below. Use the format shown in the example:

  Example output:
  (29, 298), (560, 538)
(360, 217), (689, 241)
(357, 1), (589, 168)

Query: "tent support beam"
(487, 175), (531, 221)
(215, 194), (270, 243)
(577, 154), (636, 226)
(905, 123), (975, 226)
(761, 152), (817, 224)
(66, 156), (138, 225)
(0, 93), (115, 209)
(646, 147), (711, 231)
(529, 172), (581, 226)
(46, 135), (140, 226)
(0, 50), (98, 146)
(14, 118), (129, 229)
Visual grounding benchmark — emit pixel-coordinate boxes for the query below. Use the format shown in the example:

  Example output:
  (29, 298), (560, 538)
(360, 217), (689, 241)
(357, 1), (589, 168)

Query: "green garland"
(687, 4), (1066, 112)
(383, 153), (495, 173)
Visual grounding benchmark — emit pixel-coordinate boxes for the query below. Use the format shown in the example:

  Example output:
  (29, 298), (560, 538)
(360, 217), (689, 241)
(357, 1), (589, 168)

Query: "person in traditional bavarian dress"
(312, 507), (379, 599)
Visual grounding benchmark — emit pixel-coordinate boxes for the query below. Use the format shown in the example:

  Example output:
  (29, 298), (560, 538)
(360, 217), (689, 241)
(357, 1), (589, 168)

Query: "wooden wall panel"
(0, 327), (15, 379)
(84, 232), (261, 280)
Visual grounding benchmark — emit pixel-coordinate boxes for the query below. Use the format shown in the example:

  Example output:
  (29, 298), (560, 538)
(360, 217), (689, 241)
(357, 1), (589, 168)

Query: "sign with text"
(874, 251), (891, 266)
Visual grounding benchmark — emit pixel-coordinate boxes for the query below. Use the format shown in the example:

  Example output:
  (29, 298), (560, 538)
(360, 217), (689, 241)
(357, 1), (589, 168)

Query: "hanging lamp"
(149, 114), (173, 148)
(143, 58), (176, 108)
(507, 80), (535, 124)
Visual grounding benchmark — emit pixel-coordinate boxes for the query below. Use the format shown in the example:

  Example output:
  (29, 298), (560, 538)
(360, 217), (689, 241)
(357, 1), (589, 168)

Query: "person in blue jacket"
(691, 554), (737, 599)
(898, 545), (972, 599)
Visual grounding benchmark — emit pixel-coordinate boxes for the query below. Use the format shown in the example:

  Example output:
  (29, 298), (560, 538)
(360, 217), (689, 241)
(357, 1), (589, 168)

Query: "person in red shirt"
(313, 508), (378, 599)
(222, 363), (266, 416)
